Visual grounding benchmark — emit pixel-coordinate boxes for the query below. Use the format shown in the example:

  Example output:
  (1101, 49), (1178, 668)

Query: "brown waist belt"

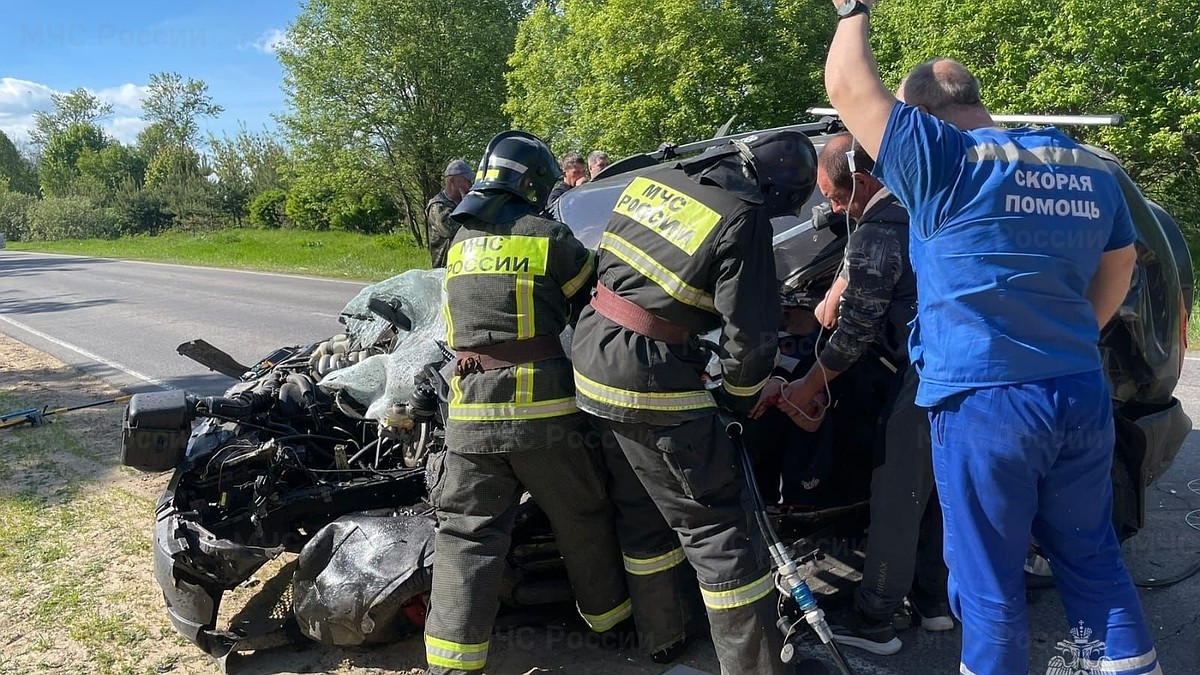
(590, 284), (692, 346)
(455, 334), (565, 375)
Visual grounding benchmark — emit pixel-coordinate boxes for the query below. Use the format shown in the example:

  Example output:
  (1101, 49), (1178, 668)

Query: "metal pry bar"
(806, 107), (1125, 127)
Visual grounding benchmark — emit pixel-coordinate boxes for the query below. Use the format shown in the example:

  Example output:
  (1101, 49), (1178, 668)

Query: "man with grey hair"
(809, 1), (1157, 674)
(548, 151), (587, 207)
(425, 159), (475, 268)
(588, 150), (610, 179)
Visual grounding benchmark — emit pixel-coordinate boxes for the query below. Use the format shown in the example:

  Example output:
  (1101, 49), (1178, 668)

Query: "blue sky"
(0, 1), (299, 147)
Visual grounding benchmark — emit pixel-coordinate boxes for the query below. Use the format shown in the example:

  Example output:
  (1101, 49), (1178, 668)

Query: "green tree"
(280, 0), (525, 242)
(135, 122), (172, 164)
(0, 130), (39, 195)
(869, 0), (1200, 226)
(208, 125), (292, 225)
(76, 143), (147, 204)
(142, 72), (224, 150)
(30, 88), (113, 149)
(38, 123), (109, 197)
(505, 0), (834, 157)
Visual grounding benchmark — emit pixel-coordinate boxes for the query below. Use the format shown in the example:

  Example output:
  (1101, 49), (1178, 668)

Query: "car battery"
(121, 390), (192, 472)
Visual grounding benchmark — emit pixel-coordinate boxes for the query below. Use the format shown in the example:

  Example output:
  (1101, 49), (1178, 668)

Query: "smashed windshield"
(320, 269), (447, 421)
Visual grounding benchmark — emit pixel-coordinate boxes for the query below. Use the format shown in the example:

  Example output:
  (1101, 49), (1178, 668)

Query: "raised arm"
(824, 0), (897, 159)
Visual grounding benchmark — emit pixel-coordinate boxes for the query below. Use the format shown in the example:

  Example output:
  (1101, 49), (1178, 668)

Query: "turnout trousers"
(424, 425), (631, 674)
(932, 370), (1159, 675)
(856, 364), (947, 620)
(600, 414), (790, 675)
(596, 423), (700, 656)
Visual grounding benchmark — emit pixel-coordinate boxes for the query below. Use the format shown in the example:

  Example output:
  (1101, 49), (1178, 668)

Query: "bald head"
(898, 59), (992, 128)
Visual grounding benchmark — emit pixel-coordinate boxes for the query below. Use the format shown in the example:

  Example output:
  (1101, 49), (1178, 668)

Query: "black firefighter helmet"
(452, 130), (562, 225)
(682, 130), (818, 219)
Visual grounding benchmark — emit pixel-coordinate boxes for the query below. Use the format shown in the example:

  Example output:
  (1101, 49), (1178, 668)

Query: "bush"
(112, 182), (172, 236)
(249, 189), (289, 229)
(0, 190), (37, 242)
(25, 196), (120, 241)
(329, 192), (399, 234)
(285, 180), (333, 231)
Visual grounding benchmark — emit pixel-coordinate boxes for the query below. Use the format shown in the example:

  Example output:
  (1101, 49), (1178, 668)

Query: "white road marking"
(0, 250), (368, 286)
(0, 314), (172, 390)
(311, 312), (341, 319)
(1186, 355), (1200, 362)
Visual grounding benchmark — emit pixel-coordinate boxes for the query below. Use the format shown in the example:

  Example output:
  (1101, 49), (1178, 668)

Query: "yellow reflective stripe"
(515, 363), (534, 404)
(446, 235), (549, 279)
(723, 375), (769, 398)
(450, 374), (465, 405)
(574, 370), (715, 412)
(623, 547), (686, 576)
(613, 176), (722, 255)
(700, 572), (776, 610)
(426, 636), (489, 670)
(448, 396), (578, 421)
(562, 249), (595, 299)
(579, 598), (633, 632)
(515, 277), (535, 339)
(599, 232), (715, 311)
(514, 277), (536, 403)
(442, 274), (455, 346)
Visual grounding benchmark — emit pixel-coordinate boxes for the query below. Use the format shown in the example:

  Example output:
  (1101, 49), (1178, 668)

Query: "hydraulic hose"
(723, 415), (854, 675)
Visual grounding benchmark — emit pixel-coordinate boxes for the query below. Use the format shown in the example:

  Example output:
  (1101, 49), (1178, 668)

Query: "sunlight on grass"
(9, 229), (430, 282)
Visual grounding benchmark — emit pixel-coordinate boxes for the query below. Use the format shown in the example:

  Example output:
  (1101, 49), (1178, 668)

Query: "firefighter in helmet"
(423, 130), (631, 674)
(571, 130), (819, 675)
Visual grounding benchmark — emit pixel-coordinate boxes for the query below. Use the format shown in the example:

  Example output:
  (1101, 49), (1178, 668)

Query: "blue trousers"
(930, 371), (1159, 675)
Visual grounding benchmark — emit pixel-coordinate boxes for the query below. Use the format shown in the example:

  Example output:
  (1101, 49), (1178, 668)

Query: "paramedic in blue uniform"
(804, 1), (1161, 674)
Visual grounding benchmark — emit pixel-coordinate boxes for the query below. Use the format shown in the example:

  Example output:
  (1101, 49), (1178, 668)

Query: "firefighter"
(571, 130), (819, 675)
(423, 130), (631, 674)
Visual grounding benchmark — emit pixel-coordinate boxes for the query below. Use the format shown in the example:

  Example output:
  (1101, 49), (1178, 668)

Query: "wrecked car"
(122, 112), (1193, 664)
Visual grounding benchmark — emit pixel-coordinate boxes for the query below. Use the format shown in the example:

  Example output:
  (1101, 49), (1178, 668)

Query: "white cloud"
(105, 116), (149, 144)
(0, 77), (149, 144)
(96, 83), (148, 114)
(251, 28), (291, 54)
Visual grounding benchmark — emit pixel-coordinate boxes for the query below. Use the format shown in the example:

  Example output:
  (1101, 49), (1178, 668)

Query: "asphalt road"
(1, 250), (1198, 673)
(0, 250), (366, 395)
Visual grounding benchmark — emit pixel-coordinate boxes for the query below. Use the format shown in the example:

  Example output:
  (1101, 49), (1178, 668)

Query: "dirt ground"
(0, 334), (727, 675)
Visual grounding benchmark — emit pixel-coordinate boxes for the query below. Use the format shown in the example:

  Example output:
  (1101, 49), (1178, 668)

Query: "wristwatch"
(836, 0), (871, 20)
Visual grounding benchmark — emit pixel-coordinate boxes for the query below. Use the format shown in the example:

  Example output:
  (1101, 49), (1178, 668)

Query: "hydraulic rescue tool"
(721, 412), (855, 675)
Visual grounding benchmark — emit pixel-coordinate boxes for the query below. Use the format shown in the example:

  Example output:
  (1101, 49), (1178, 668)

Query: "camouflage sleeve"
(426, 201), (456, 242)
(712, 209), (780, 413)
(818, 223), (904, 372)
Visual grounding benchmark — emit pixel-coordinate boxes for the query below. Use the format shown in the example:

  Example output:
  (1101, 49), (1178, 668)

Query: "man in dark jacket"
(572, 130), (818, 675)
(773, 133), (950, 656)
(547, 151), (586, 207)
(423, 131), (630, 674)
(425, 159), (475, 268)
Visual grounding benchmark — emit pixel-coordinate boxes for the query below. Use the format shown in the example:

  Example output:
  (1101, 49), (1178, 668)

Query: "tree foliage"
(869, 0), (1200, 226)
(30, 88), (113, 149)
(143, 72), (224, 150)
(505, 0), (834, 157)
(76, 144), (146, 204)
(280, 0), (525, 240)
(0, 130), (39, 195)
(38, 123), (110, 198)
(208, 125), (292, 224)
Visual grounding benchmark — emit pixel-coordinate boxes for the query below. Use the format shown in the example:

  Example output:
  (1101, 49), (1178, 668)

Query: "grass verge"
(8, 229), (429, 281)
(0, 389), (208, 675)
